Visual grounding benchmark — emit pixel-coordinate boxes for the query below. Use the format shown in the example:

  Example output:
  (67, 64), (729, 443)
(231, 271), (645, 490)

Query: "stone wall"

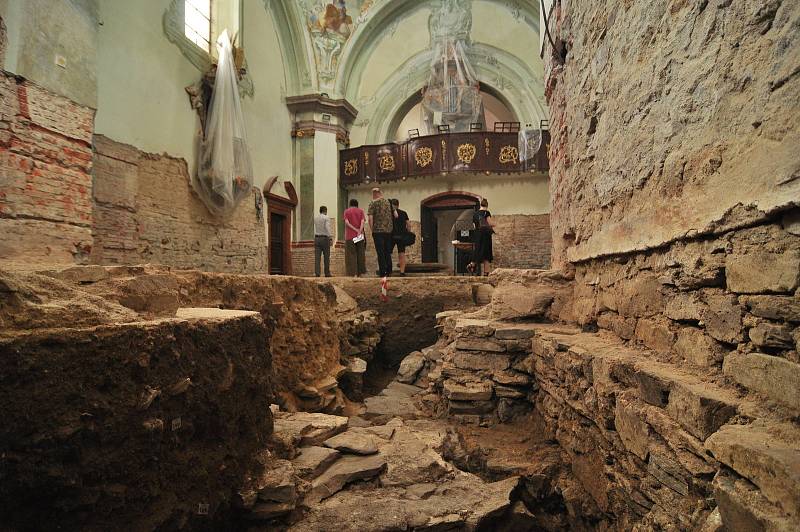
(0, 71), (95, 267)
(546, 0), (799, 268)
(92, 135), (267, 273)
(541, 0), (800, 529)
(292, 241), (347, 277)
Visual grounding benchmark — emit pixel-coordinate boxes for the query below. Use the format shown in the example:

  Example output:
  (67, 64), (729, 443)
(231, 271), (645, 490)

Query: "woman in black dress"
(468, 198), (496, 275)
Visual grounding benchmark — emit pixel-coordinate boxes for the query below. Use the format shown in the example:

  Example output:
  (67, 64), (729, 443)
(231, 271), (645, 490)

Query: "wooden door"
(421, 205), (438, 263)
(269, 212), (285, 274)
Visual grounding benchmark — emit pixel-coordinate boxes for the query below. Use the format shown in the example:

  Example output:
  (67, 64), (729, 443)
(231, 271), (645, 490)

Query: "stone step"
(291, 446), (341, 481)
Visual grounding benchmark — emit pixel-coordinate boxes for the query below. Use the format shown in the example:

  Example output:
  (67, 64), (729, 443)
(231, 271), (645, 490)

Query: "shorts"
(392, 240), (406, 253)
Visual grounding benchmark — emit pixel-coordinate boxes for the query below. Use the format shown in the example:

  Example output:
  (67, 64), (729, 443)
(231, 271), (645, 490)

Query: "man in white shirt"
(314, 205), (333, 277)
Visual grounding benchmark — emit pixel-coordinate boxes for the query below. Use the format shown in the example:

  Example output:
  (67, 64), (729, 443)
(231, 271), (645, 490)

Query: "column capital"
(286, 94), (358, 146)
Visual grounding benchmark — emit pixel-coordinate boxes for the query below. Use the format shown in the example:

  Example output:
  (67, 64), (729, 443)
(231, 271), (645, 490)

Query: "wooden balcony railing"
(339, 130), (550, 186)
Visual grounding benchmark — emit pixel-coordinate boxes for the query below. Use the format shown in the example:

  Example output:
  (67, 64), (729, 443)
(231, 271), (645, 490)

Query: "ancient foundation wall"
(546, 0), (799, 268)
(540, 1), (800, 529)
(0, 71), (95, 267)
(92, 135), (267, 273)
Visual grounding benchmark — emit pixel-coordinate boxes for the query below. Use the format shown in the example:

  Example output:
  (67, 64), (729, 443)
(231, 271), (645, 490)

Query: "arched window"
(185, 0), (212, 52)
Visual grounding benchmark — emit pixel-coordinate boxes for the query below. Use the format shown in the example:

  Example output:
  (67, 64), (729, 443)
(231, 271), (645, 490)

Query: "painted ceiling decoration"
(262, 0), (547, 141)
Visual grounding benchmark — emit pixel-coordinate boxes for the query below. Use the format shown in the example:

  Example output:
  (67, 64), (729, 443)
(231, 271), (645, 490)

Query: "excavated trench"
(0, 268), (597, 531)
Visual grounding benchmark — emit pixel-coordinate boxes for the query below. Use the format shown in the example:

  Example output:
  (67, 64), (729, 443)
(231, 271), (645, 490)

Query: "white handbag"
(352, 233), (365, 244)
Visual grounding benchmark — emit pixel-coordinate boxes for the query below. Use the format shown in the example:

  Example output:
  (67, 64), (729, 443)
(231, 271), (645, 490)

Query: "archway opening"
(390, 84), (517, 143)
(420, 191), (481, 270)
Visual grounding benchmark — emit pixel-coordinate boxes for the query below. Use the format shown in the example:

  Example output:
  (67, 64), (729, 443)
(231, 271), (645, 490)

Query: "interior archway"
(420, 191), (481, 267)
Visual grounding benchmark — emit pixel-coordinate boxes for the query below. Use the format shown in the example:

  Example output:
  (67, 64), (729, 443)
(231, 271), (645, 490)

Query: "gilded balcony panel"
(339, 130), (549, 186)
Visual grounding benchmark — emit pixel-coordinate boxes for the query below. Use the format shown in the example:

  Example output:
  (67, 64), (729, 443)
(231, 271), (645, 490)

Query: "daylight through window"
(185, 0), (211, 52)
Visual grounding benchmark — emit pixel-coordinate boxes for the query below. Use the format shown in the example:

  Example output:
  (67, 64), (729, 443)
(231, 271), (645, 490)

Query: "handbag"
(392, 231), (416, 246)
(352, 233), (365, 244)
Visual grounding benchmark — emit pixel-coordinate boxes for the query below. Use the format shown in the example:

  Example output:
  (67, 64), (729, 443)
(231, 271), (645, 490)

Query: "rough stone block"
(454, 337), (506, 352)
(443, 380), (494, 401)
(454, 318), (495, 337)
(727, 252), (800, 294)
(674, 327), (726, 367)
(706, 423), (800, 517)
(702, 291), (744, 344)
(713, 470), (798, 532)
(615, 397), (651, 460)
(397, 351), (425, 384)
(723, 352), (800, 411)
(453, 352), (512, 372)
(666, 383), (737, 441)
(489, 282), (555, 320)
(635, 318), (675, 354)
(748, 323), (795, 349)
(494, 326), (537, 340)
(741, 295), (800, 323)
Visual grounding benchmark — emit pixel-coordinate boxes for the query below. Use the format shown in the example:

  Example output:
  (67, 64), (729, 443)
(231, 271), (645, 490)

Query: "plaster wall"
(347, 174), (550, 221)
(313, 131), (341, 238)
(95, 0), (293, 189)
(0, 0), (98, 108)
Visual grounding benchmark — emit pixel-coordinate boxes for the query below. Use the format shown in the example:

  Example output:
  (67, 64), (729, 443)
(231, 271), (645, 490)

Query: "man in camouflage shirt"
(368, 187), (395, 277)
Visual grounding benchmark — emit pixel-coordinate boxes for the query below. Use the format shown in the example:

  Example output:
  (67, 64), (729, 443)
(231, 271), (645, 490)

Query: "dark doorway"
(420, 192), (480, 267)
(263, 177), (298, 275)
(269, 212), (286, 274)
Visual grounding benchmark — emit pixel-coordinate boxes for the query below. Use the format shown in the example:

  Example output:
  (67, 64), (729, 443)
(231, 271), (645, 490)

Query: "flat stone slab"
(305, 454), (388, 504)
(706, 422), (800, 517)
(292, 446), (341, 480)
(443, 379), (494, 401)
(455, 338), (506, 352)
(323, 431), (379, 455)
(175, 307), (261, 320)
(723, 352), (800, 411)
(256, 460), (297, 503)
(273, 412), (349, 447)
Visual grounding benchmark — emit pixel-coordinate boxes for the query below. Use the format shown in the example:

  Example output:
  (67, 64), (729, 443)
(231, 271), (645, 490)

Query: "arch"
(421, 190), (481, 209)
(263, 0), (316, 94)
(362, 43), (546, 144)
(333, 0), (541, 100)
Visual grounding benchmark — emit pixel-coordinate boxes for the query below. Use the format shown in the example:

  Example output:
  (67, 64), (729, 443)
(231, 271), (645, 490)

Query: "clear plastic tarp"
(519, 128), (543, 163)
(421, 4), (484, 134)
(193, 29), (254, 217)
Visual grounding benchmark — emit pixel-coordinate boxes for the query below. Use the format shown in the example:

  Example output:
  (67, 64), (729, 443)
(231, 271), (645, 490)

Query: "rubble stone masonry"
(541, 0), (800, 529)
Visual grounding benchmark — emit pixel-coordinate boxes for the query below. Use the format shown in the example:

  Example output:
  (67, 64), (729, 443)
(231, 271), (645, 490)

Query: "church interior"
(0, 0), (798, 530)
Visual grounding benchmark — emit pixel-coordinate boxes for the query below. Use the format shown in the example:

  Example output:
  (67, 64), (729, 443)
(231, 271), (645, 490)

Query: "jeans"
(314, 235), (331, 277)
(372, 232), (393, 277)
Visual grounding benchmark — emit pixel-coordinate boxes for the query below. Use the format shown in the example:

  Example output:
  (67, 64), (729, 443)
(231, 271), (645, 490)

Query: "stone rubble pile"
(337, 309), (381, 401)
(239, 409), (535, 530)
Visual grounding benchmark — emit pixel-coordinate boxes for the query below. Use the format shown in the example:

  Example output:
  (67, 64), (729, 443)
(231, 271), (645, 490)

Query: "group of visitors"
(314, 187), (494, 278)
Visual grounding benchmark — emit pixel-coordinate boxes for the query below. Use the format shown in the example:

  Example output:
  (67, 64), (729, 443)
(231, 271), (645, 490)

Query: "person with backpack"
(467, 198), (495, 276)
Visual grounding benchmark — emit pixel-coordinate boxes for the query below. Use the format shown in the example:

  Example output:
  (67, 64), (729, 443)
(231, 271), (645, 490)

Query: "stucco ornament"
(429, 0), (472, 44)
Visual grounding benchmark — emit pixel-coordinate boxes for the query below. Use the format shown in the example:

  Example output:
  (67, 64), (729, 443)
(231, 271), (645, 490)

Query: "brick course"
(0, 71), (94, 267)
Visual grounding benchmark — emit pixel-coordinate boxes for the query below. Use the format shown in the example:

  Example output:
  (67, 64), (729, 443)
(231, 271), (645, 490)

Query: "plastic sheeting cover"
(519, 128), (543, 163)
(193, 30), (254, 217)
(421, 5), (484, 134)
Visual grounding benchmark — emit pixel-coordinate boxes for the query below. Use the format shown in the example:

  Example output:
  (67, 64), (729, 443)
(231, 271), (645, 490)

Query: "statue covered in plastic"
(193, 30), (254, 217)
(421, 0), (485, 134)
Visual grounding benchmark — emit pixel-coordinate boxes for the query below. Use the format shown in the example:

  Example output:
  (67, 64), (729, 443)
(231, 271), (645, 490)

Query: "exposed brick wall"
(0, 71), (95, 267)
(291, 241), (346, 277)
(492, 214), (551, 269)
(91, 135), (266, 273)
